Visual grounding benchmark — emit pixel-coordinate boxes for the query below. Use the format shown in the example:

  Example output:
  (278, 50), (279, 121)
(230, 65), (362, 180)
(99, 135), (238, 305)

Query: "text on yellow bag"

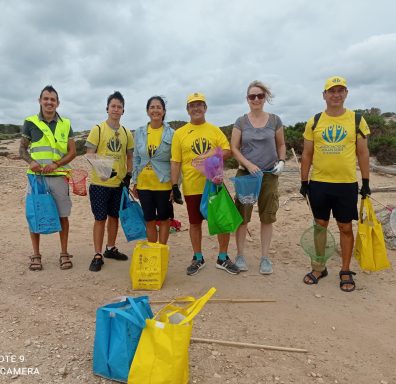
(128, 287), (216, 384)
(354, 197), (390, 272)
(130, 241), (169, 290)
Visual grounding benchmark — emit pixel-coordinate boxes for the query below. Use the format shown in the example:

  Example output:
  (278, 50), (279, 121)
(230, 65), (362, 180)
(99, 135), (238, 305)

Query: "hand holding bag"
(354, 197), (390, 271)
(93, 296), (153, 382)
(207, 184), (243, 235)
(119, 187), (147, 242)
(128, 287), (216, 384)
(25, 174), (61, 234)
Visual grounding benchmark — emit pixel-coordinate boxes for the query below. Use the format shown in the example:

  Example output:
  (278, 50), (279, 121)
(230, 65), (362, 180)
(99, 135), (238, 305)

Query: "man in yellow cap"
(300, 76), (371, 292)
(171, 92), (240, 276)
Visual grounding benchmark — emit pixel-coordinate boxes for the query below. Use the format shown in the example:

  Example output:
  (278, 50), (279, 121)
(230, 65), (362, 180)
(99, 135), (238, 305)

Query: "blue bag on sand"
(200, 179), (217, 219)
(93, 296), (153, 383)
(230, 172), (263, 205)
(25, 174), (61, 234)
(119, 187), (147, 242)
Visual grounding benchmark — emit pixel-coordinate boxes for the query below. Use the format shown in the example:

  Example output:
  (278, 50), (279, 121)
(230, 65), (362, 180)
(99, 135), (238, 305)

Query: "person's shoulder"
(173, 122), (190, 135)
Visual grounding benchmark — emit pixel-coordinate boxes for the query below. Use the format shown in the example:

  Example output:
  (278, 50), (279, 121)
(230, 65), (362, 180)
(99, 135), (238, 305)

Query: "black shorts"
(89, 184), (122, 221)
(137, 189), (173, 222)
(308, 181), (358, 223)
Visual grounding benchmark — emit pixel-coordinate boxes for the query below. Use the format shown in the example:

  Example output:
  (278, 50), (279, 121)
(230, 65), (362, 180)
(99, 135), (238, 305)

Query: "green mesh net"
(300, 224), (336, 264)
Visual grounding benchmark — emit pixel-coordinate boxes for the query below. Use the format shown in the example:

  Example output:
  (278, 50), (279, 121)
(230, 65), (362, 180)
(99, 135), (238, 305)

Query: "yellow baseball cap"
(187, 92), (206, 104)
(324, 76), (347, 91)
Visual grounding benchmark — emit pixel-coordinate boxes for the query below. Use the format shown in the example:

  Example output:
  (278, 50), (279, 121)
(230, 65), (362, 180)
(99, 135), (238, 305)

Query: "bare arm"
(126, 151), (133, 174)
(170, 161), (181, 185)
(301, 139), (314, 181)
(275, 127), (286, 161)
(230, 127), (260, 173)
(356, 137), (370, 179)
(19, 136), (43, 173)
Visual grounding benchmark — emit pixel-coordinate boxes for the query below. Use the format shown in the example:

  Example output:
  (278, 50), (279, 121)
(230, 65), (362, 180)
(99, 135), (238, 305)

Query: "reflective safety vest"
(26, 114), (71, 176)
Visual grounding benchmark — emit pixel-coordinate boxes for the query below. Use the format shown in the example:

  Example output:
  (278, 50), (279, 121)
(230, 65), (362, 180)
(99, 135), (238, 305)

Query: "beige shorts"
(26, 175), (72, 217)
(234, 169), (279, 224)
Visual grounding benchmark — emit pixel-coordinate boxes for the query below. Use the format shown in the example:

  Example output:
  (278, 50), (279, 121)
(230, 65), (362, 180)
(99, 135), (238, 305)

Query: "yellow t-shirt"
(303, 110), (370, 183)
(137, 125), (172, 191)
(86, 122), (134, 187)
(171, 122), (230, 195)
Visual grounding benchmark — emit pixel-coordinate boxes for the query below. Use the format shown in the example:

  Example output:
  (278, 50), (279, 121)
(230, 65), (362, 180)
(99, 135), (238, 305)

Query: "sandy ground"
(0, 139), (395, 384)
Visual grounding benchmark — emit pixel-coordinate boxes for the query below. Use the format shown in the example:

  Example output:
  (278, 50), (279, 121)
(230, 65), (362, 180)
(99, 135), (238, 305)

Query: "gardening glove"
(172, 184), (183, 205)
(120, 172), (132, 190)
(300, 181), (309, 198)
(359, 178), (371, 199)
(110, 169), (117, 178)
(272, 160), (285, 176)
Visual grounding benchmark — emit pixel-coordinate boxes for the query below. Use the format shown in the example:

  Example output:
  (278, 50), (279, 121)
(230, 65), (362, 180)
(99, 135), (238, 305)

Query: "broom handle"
(150, 298), (276, 304)
(191, 337), (307, 353)
(291, 148), (313, 215)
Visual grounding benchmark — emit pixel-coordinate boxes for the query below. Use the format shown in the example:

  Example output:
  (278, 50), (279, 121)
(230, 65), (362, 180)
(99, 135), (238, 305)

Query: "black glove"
(300, 181), (309, 198)
(172, 184), (183, 205)
(120, 172), (132, 189)
(110, 169), (117, 178)
(359, 178), (371, 199)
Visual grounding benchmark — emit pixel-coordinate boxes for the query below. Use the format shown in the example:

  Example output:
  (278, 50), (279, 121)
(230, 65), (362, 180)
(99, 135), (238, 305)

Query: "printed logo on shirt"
(191, 137), (211, 155)
(322, 125), (347, 144)
(148, 144), (157, 158)
(107, 137), (122, 152)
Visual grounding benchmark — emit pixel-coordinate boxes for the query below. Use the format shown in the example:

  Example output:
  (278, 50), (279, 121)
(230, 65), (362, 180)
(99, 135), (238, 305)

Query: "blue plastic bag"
(200, 179), (218, 219)
(93, 296), (153, 382)
(25, 175), (61, 234)
(119, 187), (147, 242)
(230, 172), (263, 205)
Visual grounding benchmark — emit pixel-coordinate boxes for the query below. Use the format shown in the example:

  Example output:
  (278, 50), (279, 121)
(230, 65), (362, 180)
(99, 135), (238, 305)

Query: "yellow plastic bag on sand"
(354, 198), (390, 271)
(130, 241), (169, 290)
(128, 287), (216, 384)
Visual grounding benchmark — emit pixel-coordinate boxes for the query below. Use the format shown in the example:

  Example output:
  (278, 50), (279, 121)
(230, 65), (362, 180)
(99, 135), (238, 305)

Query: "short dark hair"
(146, 96), (166, 121)
(39, 85), (59, 101)
(107, 91), (125, 108)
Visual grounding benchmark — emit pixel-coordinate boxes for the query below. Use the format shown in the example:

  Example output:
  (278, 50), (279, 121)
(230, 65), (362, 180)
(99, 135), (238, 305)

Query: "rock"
(24, 339), (32, 347)
(213, 373), (221, 378)
(315, 294), (322, 298)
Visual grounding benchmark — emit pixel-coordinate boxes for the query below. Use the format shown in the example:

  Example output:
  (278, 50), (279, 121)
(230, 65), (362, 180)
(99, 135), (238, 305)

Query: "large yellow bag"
(128, 287), (216, 384)
(354, 197), (390, 271)
(130, 241), (169, 290)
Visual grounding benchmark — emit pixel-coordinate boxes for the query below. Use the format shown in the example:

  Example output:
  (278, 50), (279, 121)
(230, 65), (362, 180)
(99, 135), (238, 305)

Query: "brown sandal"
(29, 255), (43, 271)
(59, 253), (73, 270)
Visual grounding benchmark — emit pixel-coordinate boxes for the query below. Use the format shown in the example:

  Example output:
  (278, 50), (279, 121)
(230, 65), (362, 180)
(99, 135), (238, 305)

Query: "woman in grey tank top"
(230, 80), (286, 275)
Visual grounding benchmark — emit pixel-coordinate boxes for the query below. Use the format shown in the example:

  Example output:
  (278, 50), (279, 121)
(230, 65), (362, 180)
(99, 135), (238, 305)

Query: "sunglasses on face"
(247, 93), (265, 101)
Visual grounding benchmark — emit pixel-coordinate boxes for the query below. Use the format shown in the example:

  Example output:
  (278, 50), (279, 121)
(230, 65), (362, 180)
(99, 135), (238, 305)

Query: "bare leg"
(93, 219), (106, 254)
(158, 220), (170, 245)
(30, 232), (40, 255)
(106, 216), (119, 248)
(146, 220), (158, 243)
(189, 223), (202, 254)
(235, 223), (248, 256)
(217, 233), (230, 254)
(337, 221), (354, 290)
(59, 217), (69, 254)
(260, 222), (273, 256)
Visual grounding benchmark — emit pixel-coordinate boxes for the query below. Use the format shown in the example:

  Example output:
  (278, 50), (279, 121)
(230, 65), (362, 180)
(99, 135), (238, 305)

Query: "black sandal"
(303, 268), (328, 285)
(339, 270), (356, 292)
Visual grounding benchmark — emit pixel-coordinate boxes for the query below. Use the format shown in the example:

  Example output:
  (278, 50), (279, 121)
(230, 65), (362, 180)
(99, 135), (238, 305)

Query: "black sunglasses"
(247, 93), (265, 101)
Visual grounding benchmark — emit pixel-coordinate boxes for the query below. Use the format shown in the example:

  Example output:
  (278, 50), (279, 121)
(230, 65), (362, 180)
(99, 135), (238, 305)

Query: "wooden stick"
(191, 337), (307, 353)
(150, 298), (276, 304)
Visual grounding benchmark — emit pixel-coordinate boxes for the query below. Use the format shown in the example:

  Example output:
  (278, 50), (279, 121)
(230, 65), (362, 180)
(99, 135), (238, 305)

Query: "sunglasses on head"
(247, 93), (265, 101)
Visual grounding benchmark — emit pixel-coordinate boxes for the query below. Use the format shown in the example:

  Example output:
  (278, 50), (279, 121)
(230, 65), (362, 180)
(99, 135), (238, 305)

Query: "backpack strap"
(122, 126), (128, 154)
(311, 113), (322, 130)
(355, 112), (365, 138)
(95, 124), (101, 153)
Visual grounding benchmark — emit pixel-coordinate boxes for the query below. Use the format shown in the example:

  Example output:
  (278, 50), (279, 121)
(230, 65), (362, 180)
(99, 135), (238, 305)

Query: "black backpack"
(311, 112), (366, 138)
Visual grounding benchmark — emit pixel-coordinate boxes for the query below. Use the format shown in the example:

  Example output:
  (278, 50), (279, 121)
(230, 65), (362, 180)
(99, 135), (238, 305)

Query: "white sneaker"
(259, 257), (273, 275)
(235, 255), (248, 271)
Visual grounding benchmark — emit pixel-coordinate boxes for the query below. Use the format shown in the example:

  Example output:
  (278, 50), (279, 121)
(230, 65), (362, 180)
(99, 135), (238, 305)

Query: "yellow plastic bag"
(130, 241), (169, 290)
(354, 198), (390, 271)
(128, 287), (216, 384)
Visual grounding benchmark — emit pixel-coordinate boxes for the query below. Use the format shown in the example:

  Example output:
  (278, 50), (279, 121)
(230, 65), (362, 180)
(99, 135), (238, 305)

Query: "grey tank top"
(234, 113), (283, 171)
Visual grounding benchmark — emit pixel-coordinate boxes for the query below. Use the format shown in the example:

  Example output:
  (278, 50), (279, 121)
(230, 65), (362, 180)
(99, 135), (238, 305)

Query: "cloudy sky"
(0, 0), (395, 131)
